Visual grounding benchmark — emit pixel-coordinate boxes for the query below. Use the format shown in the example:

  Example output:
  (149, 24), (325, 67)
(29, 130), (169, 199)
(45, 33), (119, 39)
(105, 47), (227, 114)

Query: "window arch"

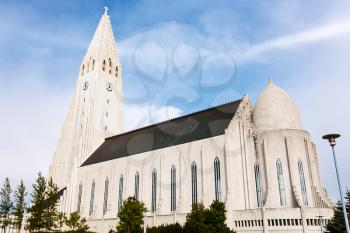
(214, 157), (221, 201)
(118, 175), (124, 213)
(298, 160), (308, 206)
(151, 169), (157, 212)
(103, 177), (109, 215)
(276, 159), (286, 206)
(89, 180), (95, 215)
(135, 172), (140, 200)
(77, 182), (83, 213)
(171, 165), (176, 211)
(191, 161), (198, 204)
(254, 163), (262, 207)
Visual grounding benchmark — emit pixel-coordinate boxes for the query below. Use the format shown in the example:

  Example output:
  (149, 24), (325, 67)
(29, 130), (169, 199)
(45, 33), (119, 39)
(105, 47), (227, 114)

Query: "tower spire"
(80, 7), (121, 77)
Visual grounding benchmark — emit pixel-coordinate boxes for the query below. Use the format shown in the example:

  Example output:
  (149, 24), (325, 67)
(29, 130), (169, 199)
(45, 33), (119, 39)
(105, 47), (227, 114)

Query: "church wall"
(75, 134), (231, 230)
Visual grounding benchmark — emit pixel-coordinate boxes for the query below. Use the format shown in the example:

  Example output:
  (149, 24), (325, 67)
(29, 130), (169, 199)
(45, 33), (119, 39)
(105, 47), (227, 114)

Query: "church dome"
(253, 79), (303, 132)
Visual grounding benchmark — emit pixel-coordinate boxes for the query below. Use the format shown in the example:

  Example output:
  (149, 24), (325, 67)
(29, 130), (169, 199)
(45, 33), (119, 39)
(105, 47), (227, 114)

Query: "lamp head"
(322, 134), (341, 146)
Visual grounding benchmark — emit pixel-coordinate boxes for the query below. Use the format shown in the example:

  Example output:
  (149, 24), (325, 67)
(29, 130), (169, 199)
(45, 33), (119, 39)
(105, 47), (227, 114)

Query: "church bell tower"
(49, 7), (123, 191)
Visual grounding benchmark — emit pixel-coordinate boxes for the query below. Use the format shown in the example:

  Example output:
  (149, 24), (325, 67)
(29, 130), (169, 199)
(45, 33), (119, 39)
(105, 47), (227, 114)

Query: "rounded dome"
(253, 79), (303, 132)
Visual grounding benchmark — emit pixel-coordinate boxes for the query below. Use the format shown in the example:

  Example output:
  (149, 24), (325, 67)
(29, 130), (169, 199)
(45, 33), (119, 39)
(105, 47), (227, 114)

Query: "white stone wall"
(67, 99), (333, 233)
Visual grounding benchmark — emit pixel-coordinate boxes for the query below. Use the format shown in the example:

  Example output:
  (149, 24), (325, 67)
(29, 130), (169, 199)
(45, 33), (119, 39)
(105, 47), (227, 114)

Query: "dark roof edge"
(106, 98), (243, 141)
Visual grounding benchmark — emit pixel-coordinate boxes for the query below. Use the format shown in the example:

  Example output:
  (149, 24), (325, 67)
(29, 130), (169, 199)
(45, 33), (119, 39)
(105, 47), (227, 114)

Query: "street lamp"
(322, 133), (350, 233)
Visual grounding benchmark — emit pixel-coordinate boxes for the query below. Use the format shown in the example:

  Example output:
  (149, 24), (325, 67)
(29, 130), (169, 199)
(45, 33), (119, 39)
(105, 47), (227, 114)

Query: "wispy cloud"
(240, 19), (350, 61)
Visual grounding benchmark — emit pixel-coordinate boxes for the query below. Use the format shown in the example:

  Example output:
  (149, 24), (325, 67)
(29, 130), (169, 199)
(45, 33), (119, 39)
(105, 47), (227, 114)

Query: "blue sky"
(0, 0), (350, 202)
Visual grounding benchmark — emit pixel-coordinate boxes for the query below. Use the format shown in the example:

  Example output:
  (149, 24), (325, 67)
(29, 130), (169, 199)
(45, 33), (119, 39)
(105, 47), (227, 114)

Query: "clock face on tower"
(106, 82), (113, 92)
(83, 81), (89, 90)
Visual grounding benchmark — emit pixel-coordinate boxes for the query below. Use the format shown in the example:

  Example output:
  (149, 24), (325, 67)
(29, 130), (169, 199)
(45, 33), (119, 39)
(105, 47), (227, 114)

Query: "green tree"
(43, 178), (59, 231)
(0, 177), (13, 233)
(12, 180), (26, 232)
(57, 212), (67, 231)
(183, 203), (211, 233)
(205, 200), (235, 233)
(147, 223), (183, 233)
(116, 196), (146, 233)
(27, 172), (47, 232)
(65, 211), (90, 232)
(326, 190), (350, 233)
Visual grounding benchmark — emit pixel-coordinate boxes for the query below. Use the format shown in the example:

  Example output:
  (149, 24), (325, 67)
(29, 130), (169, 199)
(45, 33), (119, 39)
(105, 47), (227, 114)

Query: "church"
(48, 9), (333, 233)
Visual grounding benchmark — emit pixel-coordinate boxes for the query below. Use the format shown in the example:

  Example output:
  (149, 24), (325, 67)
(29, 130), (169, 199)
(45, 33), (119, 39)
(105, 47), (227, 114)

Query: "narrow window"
(151, 169), (157, 212)
(276, 159), (286, 206)
(298, 160), (308, 206)
(115, 66), (119, 77)
(118, 175), (124, 213)
(109, 58), (112, 74)
(77, 182), (83, 213)
(214, 157), (221, 201)
(103, 177), (109, 215)
(81, 65), (85, 75)
(102, 60), (106, 71)
(92, 59), (95, 70)
(135, 172), (140, 200)
(254, 163), (263, 207)
(171, 165), (176, 211)
(89, 180), (95, 215)
(191, 162), (198, 205)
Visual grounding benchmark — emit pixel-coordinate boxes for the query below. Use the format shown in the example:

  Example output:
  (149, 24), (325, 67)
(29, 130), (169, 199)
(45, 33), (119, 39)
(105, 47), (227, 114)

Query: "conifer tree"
(0, 177), (13, 233)
(116, 196), (146, 233)
(65, 211), (90, 231)
(184, 203), (211, 233)
(57, 212), (66, 231)
(43, 178), (59, 231)
(27, 172), (47, 232)
(326, 190), (350, 233)
(12, 180), (26, 232)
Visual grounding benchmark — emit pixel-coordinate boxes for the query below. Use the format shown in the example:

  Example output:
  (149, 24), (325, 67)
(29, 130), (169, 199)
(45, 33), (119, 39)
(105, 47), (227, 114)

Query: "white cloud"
(240, 19), (350, 62)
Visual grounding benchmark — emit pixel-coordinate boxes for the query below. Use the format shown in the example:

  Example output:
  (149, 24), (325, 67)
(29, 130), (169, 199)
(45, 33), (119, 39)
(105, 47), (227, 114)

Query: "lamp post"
(322, 133), (350, 233)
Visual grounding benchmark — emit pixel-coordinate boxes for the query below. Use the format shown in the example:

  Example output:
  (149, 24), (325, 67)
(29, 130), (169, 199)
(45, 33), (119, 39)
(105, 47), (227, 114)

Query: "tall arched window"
(89, 180), (95, 215)
(254, 163), (262, 207)
(77, 182), (83, 213)
(298, 160), (308, 206)
(171, 165), (176, 211)
(81, 65), (85, 75)
(151, 169), (157, 212)
(276, 159), (286, 206)
(118, 175), (124, 213)
(214, 157), (221, 201)
(103, 177), (109, 215)
(92, 59), (95, 70)
(135, 172), (140, 200)
(191, 162), (198, 205)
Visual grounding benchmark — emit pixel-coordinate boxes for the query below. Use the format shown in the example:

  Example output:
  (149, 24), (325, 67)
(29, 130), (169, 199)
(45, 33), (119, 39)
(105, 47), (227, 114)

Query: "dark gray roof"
(81, 99), (242, 167)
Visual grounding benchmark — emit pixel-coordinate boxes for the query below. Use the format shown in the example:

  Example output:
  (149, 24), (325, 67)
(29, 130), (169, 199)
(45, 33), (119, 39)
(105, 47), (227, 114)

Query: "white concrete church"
(49, 9), (334, 233)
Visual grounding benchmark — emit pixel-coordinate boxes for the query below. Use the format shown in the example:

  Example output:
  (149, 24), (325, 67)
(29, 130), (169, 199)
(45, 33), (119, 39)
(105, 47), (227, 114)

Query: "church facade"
(49, 9), (333, 233)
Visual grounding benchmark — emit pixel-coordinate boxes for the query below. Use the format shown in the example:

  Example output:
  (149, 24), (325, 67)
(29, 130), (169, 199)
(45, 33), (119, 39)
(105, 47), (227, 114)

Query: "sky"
(0, 0), (349, 202)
